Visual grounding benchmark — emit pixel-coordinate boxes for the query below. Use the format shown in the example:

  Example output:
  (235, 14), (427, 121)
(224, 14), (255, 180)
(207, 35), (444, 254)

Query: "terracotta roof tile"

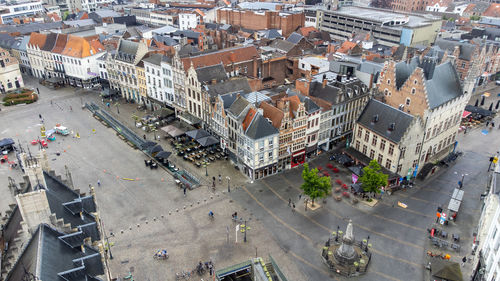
(259, 102), (284, 129)
(51, 34), (68, 53)
(483, 3), (500, 18)
(337, 41), (358, 54)
(242, 108), (257, 131)
(61, 35), (105, 58)
(181, 46), (258, 72)
(28, 32), (47, 48)
(298, 26), (316, 37)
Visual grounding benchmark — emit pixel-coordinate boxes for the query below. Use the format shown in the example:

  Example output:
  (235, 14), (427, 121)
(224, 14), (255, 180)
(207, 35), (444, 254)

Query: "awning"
(155, 151), (172, 159)
(197, 136), (218, 147)
(462, 110), (471, 119)
(168, 127), (186, 138)
(148, 144), (163, 154)
(0, 138), (14, 147)
(186, 129), (210, 140)
(139, 141), (157, 150)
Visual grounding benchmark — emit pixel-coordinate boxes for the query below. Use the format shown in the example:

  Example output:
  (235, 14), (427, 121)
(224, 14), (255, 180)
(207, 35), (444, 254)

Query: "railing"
(269, 255), (288, 281)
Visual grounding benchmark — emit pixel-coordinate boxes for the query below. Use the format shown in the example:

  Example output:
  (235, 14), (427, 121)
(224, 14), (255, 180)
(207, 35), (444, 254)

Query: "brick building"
(216, 8), (304, 37)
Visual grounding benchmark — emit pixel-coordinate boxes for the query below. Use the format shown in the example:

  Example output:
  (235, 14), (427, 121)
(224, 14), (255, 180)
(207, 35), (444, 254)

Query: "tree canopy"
(300, 163), (332, 206)
(359, 160), (388, 195)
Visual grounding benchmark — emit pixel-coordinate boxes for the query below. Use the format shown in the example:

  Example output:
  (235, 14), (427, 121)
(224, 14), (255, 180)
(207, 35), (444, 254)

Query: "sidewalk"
(88, 96), (250, 190)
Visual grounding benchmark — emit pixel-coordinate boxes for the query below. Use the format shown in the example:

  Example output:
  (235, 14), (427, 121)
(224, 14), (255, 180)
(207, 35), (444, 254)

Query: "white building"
(67, 0), (114, 13)
(0, 0), (43, 24)
(143, 53), (174, 110)
(160, 56), (175, 107)
(472, 158), (500, 281)
(0, 47), (24, 93)
(298, 56), (330, 75)
(179, 12), (199, 30)
(97, 53), (108, 81)
(150, 10), (177, 27)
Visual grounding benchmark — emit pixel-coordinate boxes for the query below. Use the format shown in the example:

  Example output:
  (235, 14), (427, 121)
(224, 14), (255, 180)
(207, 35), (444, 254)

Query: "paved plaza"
(0, 77), (499, 280)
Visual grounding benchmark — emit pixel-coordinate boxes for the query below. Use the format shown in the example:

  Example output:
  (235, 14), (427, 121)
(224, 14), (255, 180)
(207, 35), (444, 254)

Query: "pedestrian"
(183, 186), (187, 196)
(461, 256), (467, 266)
(36, 87), (40, 95)
(305, 199), (308, 211)
(464, 127), (467, 134)
(288, 198), (291, 207)
(218, 174), (222, 184)
(97, 180), (101, 187)
(292, 203), (295, 212)
(39, 114), (42, 119)
(143, 134), (146, 140)
(298, 194), (302, 201)
(486, 121), (490, 127)
(492, 122), (496, 128)
(50, 100), (53, 105)
(106, 102), (110, 108)
(212, 181), (216, 189)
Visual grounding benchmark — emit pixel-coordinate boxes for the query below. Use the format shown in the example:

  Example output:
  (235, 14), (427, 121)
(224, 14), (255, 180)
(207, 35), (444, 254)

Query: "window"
(411, 88), (416, 94)
(406, 98), (411, 106)
(269, 139), (273, 149)
(372, 135), (377, 146)
(377, 154), (383, 164)
(388, 144), (394, 155)
(364, 131), (370, 142)
(414, 79), (418, 85)
(385, 159), (392, 170)
(397, 164), (402, 173)
(369, 149), (375, 159)
(400, 147), (406, 159)
(357, 127), (363, 138)
(259, 153), (264, 162)
(387, 79), (391, 85)
(380, 139), (386, 151)
(412, 160), (418, 168)
(461, 62), (465, 68)
(362, 145), (367, 155)
(355, 140), (360, 150)
(269, 151), (273, 160)
(415, 143), (422, 154)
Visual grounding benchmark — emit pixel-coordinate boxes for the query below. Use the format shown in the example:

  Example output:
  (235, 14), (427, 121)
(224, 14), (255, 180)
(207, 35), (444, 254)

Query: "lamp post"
(336, 225), (339, 242)
(115, 102), (120, 114)
(226, 176), (230, 192)
(454, 172), (468, 188)
(244, 219), (247, 242)
(365, 235), (370, 252)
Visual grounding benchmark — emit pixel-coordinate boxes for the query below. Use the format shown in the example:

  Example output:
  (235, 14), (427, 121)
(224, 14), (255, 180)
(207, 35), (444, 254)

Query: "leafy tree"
(300, 163), (332, 206)
(359, 160), (388, 196)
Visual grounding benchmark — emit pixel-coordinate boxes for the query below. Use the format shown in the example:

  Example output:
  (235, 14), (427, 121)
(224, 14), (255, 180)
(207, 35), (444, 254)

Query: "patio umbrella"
(186, 129), (210, 140)
(140, 141), (156, 150)
(148, 144), (163, 154)
(474, 99), (478, 106)
(480, 95), (485, 106)
(155, 151), (172, 159)
(197, 136), (218, 147)
(431, 260), (463, 281)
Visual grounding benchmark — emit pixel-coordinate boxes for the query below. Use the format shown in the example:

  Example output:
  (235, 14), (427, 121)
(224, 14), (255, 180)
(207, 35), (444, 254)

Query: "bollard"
(129, 226), (132, 230)
(121, 230), (124, 234)
(153, 217), (156, 221)
(145, 220), (148, 224)
(183, 206), (186, 209)
(161, 215), (164, 218)
(197, 201), (200, 204)
(168, 212), (171, 215)
(137, 224), (140, 228)
(204, 199), (207, 202)
(176, 209), (179, 212)
(210, 196), (213, 199)
(190, 203), (193, 207)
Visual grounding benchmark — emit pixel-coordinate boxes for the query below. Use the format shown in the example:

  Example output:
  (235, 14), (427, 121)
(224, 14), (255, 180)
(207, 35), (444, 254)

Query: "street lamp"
(454, 172), (468, 188)
(115, 102), (120, 114)
(226, 176), (230, 192)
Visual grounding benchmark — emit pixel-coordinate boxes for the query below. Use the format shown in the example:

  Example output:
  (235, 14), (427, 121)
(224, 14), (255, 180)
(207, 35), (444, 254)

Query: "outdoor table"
(216, 148), (221, 152)
(453, 234), (460, 242)
(441, 231), (448, 238)
(195, 162), (201, 168)
(196, 155), (201, 159)
(209, 156), (215, 161)
(216, 154), (221, 159)
(209, 150), (215, 154)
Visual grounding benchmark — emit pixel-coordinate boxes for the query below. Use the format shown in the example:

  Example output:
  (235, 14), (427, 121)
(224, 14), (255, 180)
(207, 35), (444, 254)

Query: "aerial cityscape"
(0, 0), (499, 280)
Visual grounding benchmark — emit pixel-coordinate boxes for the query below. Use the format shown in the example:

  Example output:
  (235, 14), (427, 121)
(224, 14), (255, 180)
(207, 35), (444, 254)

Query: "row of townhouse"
(26, 32), (106, 88)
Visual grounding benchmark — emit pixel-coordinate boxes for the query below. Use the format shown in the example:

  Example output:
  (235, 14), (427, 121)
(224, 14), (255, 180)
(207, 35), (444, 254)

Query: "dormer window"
(372, 114), (379, 123)
(388, 123), (395, 131)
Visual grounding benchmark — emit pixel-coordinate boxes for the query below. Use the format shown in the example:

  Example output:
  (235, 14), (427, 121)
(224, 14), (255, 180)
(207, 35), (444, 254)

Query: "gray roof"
(196, 64), (227, 83)
(220, 92), (240, 109)
(92, 9), (120, 18)
(208, 78), (251, 98)
(424, 61), (463, 109)
(286, 32), (304, 44)
(394, 58), (463, 109)
(0, 22), (62, 35)
(245, 112), (279, 140)
(0, 33), (17, 49)
(269, 39), (296, 53)
(358, 60), (383, 74)
(63, 19), (96, 27)
(434, 38), (476, 61)
(143, 53), (163, 66)
(479, 17), (500, 27)
(228, 95), (251, 118)
(357, 99), (413, 143)
(41, 33), (58, 51)
(303, 96), (321, 113)
(259, 29), (281, 39)
(116, 39), (139, 62)
(5, 224), (104, 281)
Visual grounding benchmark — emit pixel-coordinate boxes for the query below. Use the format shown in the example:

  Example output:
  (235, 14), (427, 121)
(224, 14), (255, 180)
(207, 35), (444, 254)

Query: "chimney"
(322, 74), (327, 88)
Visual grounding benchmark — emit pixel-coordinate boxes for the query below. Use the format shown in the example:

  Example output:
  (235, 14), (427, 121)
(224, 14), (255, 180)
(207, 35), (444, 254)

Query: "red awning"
(462, 110), (471, 118)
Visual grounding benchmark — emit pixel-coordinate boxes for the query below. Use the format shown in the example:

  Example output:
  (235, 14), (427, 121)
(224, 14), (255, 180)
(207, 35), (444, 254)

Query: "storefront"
(291, 150), (305, 168)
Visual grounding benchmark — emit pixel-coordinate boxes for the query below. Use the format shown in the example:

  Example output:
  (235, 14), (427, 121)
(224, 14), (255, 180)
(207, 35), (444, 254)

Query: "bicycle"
(124, 272), (134, 281)
(175, 270), (192, 280)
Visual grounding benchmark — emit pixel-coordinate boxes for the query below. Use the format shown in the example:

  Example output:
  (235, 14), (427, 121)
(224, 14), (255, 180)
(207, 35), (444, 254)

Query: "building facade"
(0, 0), (43, 24)
(0, 48), (24, 93)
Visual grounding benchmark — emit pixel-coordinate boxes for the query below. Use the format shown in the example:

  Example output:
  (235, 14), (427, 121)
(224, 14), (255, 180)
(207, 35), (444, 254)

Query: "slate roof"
(41, 33), (58, 51)
(5, 224), (104, 281)
(245, 112), (279, 140)
(0, 33), (17, 49)
(259, 29), (281, 39)
(143, 53), (163, 66)
(207, 78), (251, 98)
(63, 19), (96, 27)
(269, 39), (295, 53)
(92, 9), (120, 18)
(0, 22), (63, 35)
(116, 39), (139, 62)
(228, 95), (251, 118)
(220, 92), (239, 109)
(357, 99), (413, 143)
(393, 58), (463, 109)
(434, 38), (476, 61)
(196, 64), (227, 83)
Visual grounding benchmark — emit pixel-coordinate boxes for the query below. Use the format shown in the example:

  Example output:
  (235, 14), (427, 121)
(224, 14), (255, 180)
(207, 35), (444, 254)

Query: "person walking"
(292, 203), (296, 213)
(298, 194), (302, 201)
(486, 121), (490, 127)
(461, 256), (467, 267)
(288, 198), (291, 207)
(97, 180), (101, 187)
(36, 88), (40, 95)
(183, 186), (187, 196)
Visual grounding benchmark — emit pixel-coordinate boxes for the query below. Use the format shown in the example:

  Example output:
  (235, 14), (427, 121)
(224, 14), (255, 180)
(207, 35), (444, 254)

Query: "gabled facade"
(0, 47), (24, 93)
(377, 56), (469, 169)
(108, 39), (148, 102)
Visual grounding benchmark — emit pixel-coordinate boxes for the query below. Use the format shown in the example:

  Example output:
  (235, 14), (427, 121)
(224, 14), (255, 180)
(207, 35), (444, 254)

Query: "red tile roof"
(337, 41), (358, 54)
(181, 46), (258, 72)
(61, 35), (105, 58)
(51, 34), (68, 53)
(28, 32), (47, 48)
(298, 26), (316, 37)
(483, 3), (500, 18)
(242, 108), (257, 131)
(259, 102), (284, 129)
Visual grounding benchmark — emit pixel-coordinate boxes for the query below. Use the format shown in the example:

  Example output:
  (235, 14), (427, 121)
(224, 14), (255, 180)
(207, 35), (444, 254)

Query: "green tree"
(359, 160), (388, 196)
(300, 163), (332, 206)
